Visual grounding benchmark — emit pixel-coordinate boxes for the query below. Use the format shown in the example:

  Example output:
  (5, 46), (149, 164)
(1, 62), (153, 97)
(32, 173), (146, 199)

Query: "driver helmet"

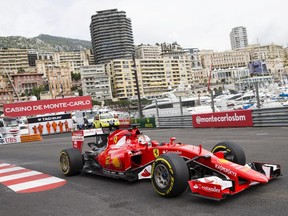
(138, 135), (151, 146)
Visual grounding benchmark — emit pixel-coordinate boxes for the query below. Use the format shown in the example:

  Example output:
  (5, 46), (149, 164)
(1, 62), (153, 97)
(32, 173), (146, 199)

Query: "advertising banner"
(27, 113), (73, 135)
(0, 136), (21, 145)
(248, 60), (268, 75)
(131, 117), (156, 128)
(192, 110), (253, 128)
(119, 118), (131, 128)
(3, 96), (92, 117)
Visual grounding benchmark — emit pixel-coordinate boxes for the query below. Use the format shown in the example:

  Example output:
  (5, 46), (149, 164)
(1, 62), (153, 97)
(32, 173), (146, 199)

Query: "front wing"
(188, 162), (281, 200)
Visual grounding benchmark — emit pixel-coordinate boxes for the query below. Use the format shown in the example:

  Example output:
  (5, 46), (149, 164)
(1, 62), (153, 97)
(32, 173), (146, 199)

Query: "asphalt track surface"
(0, 127), (287, 216)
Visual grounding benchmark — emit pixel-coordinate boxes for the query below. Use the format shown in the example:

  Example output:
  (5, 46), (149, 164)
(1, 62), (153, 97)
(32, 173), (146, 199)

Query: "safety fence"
(156, 106), (288, 128)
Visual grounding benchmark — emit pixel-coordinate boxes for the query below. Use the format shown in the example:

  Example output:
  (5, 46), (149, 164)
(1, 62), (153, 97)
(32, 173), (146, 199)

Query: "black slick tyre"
(60, 148), (83, 176)
(151, 153), (189, 198)
(211, 141), (246, 165)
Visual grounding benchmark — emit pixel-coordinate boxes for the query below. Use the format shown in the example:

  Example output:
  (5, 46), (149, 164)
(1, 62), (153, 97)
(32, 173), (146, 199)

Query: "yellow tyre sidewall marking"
(60, 151), (70, 175)
(152, 157), (174, 195)
(212, 145), (231, 153)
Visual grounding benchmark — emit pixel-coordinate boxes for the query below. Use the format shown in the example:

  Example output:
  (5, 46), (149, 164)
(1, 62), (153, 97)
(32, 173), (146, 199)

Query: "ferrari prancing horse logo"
(153, 149), (159, 158)
(114, 136), (118, 144)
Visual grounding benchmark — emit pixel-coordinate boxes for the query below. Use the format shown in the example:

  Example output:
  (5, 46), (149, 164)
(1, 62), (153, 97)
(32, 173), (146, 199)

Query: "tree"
(31, 85), (45, 100)
(17, 68), (25, 73)
(71, 72), (81, 81)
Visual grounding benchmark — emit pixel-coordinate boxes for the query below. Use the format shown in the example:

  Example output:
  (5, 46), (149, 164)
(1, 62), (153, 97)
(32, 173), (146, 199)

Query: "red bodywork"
(71, 127), (281, 200)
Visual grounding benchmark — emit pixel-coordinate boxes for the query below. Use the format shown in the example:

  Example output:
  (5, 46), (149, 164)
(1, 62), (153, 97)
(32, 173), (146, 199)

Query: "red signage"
(3, 96), (92, 117)
(192, 110), (253, 128)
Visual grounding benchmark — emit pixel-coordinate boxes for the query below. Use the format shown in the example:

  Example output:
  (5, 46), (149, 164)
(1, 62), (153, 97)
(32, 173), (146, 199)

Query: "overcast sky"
(1, 0), (287, 51)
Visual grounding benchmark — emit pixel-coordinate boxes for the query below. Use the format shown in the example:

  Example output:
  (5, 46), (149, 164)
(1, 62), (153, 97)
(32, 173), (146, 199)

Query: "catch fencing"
(156, 106), (288, 128)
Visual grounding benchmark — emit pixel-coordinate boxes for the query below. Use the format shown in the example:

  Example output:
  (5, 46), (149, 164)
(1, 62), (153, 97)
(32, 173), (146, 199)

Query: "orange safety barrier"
(20, 134), (43, 142)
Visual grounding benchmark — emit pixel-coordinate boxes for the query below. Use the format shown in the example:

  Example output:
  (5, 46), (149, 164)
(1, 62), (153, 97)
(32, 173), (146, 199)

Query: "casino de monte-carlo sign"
(3, 96), (92, 117)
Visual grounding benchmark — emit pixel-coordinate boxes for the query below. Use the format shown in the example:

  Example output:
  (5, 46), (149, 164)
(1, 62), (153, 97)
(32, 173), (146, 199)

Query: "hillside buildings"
(1, 15), (288, 109)
(90, 9), (135, 64)
(0, 42), (287, 107)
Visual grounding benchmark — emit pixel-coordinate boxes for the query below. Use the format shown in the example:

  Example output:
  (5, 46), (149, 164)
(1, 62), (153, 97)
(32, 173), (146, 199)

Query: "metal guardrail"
(252, 106), (288, 127)
(156, 115), (192, 128)
(156, 106), (288, 128)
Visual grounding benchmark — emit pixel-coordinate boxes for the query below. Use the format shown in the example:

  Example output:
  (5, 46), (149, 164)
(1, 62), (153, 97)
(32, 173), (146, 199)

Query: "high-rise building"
(90, 9), (135, 64)
(230, 26), (248, 50)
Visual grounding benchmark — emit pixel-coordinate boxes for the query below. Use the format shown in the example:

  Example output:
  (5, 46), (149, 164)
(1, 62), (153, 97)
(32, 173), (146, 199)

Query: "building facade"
(90, 9), (135, 64)
(106, 57), (194, 100)
(135, 44), (162, 59)
(53, 50), (89, 73)
(12, 73), (44, 95)
(46, 63), (72, 98)
(230, 26), (248, 50)
(80, 65), (112, 101)
(0, 48), (30, 74)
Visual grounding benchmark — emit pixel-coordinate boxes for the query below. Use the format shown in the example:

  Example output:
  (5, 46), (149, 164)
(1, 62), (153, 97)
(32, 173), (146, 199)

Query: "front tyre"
(211, 141), (246, 165)
(60, 148), (83, 176)
(151, 153), (189, 198)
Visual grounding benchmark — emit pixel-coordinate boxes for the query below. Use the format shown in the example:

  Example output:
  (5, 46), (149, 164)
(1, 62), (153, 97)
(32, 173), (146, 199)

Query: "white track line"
(0, 166), (25, 174)
(0, 171), (42, 182)
(0, 163), (11, 167)
(8, 176), (66, 192)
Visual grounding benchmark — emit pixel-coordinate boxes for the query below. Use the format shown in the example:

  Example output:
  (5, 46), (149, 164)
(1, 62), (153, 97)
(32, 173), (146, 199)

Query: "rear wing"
(72, 128), (108, 152)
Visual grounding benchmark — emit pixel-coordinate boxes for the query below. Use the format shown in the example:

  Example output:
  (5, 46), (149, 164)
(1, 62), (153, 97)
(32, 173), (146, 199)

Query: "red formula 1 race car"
(59, 125), (281, 200)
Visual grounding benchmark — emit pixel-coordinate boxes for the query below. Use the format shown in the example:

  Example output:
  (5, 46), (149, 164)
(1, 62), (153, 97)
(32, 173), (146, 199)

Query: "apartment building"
(0, 48), (31, 103)
(80, 65), (112, 101)
(106, 57), (194, 99)
(12, 73), (44, 95)
(0, 89), (14, 105)
(135, 44), (162, 59)
(90, 9), (135, 64)
(38, 51), (54, 61)
(53, 50), (89, 73)
(230, 26), (248, 50)
(46, 62), (72, 98)
(200, 49), (251, 70)
(0, 48), (30, 74)
(186, 48), (203, 69)
(106, 59), (140, 99)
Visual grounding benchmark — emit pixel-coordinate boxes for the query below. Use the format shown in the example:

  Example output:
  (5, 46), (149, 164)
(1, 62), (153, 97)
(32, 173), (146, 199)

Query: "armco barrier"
(20, 134), (43, 142)
(252, 106), (288, 127)
(156, 106), (288, 128)
(156, 115), (192, 128)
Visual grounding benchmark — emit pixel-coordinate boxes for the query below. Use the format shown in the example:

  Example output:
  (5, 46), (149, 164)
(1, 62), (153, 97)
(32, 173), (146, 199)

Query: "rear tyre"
(211, 141), (246, 165)
(151, 153), (189, 198)
(60, 148), (83, 176)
